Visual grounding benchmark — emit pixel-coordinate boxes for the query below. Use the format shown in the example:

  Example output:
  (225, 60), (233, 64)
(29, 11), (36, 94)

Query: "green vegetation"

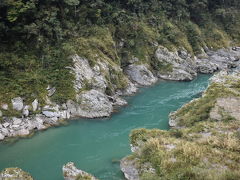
(0, 0), (240, 110)
(129, 118), (240, 179)
(0, 167), (34, 180)
(127, 73), (240, 179)
(174, 75), (240, 127)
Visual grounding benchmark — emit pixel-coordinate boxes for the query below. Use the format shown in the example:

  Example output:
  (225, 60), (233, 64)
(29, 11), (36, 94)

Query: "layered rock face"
(63, 162), (98, 180)
(154, 46), (197, 81)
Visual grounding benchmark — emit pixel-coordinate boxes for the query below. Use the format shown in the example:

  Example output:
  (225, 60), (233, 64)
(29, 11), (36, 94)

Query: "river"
(0, 74), (211, 180)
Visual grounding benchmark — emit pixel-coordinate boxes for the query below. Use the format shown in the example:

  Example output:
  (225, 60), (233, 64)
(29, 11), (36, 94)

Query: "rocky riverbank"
(0, 162), (96, 180)
(0, 46), (239, 142)
(120, 71), (240, 180)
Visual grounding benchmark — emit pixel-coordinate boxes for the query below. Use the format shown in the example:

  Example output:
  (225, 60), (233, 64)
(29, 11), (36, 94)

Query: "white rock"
(13, 118), (22, 125)
(11, 97), (24, 111)
(0, 167), (33, 179)
(66, 100), (77, 116)
(155, 46), (197, 81)
(60, 110), (71, 119)
(12, 124), (20, 128)
(129, 56), (139, 64)
(1, 104), (8, 110)
(122, 81), (138, 95)
(42, 111), (59, 118)
(32, 99), (38, 111)
(0, 133), (4, 140)
(71, 55), (95, 91)
(62, 103), (67, 110)
(17, 129), (30, 136)
(60, 111), (67, 119)
(126, 64), (157, 86)
(63, 162), (97, 180)
(112, 97), (128, 106)
(2, 123), (10, 128)
(48, 87), (56, 97)
(120, 157), (139, 180)
(66, 111), (71, 119)
(1, 128), (9, 136)
(22, 106), (30, 117)
(76, 90), (113, 118)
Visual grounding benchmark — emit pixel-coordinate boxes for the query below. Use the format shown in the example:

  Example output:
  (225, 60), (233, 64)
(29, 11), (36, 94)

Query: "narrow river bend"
(0, 75), (211, 180)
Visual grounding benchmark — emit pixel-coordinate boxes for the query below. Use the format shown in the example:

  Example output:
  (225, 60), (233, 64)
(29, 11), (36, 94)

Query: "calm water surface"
(0, 75), (211, 180)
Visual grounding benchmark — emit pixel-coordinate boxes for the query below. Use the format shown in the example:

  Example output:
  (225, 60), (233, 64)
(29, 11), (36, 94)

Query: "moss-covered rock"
(63, 162), (98, 180)
(0, 168), (34, 180)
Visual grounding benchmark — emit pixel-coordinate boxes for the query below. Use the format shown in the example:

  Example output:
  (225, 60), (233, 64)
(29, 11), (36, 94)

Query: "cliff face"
(121, 72), (240, 180)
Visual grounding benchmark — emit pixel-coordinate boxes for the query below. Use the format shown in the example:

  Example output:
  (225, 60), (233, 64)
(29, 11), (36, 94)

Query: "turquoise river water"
(0, 75), (211, 180)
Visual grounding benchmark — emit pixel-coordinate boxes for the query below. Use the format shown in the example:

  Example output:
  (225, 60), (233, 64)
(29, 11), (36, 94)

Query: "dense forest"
(0, 0), (240, 114)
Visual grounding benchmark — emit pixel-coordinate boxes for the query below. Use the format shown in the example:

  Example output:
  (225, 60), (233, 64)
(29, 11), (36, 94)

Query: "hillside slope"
(121, 72), (240, 180)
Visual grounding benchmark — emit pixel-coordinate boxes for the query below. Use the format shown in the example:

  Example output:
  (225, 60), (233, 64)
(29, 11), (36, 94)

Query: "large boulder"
(11, 97), (24, 111)
(120, 157), (139, 180)
(32, 99), (38, 111)
(76, 90), (113, 118)
(125, 64), (157, 86)
(63, 162), (97, 180)
(22, 105), (30, 117)
(0, 168), (33, 180)
(154, 46), (197, 81)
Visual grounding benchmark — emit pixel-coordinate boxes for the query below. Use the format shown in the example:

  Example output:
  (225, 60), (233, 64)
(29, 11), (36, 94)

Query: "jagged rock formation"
(120, 157), (139, 180)
(63, 162), (97, 180)
(0, 168), (33, 180)
(196, 47), (240, 74)
(154, 46), (197, 81)
(75, 89), (113, 118)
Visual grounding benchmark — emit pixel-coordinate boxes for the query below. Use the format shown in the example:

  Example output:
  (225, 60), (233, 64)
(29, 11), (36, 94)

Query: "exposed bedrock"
(0, 167), (33, 180)
(63, 162), (98, 180)
(154, 46), (197, 81)
(125, 64), (158, 86)
(1, 47), (240, 141)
